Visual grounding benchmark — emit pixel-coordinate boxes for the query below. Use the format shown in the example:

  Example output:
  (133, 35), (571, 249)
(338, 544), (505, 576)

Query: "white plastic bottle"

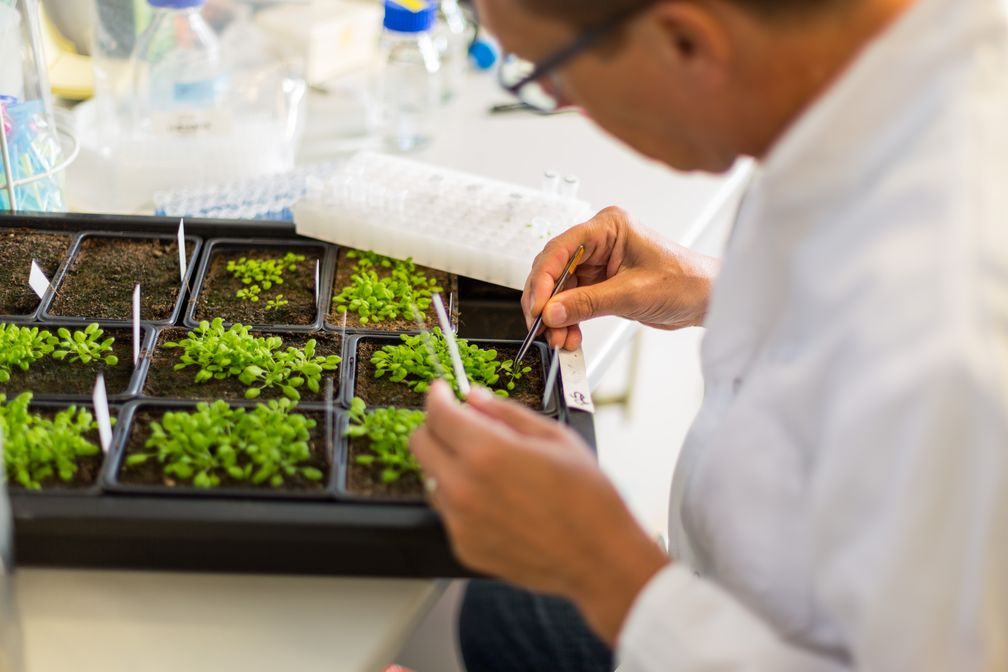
(130, 0), (227, 136)
(374, 0), (441, 152)
(433, 0), (472, 101)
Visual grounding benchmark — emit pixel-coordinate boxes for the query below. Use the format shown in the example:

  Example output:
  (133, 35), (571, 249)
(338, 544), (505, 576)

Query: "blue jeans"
(459, 580), (615, 672)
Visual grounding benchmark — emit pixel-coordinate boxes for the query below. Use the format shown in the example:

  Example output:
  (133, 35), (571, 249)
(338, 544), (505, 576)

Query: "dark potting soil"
(194, 247), (322, 326)
(8, 409), (107, 491)
(118, 409), (330, 493)
(48, 237), (196, 321)
(354, 340), (547, 409)
(326, 248), (459, 332)
(0, 327), (140, 398)
(346, 438), (424, 501)
(0, 229), (71, 316)
(144, 328), (342, 402)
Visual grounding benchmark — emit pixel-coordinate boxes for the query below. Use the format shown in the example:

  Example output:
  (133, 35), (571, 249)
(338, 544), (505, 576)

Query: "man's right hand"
(522, 206), (721, 350)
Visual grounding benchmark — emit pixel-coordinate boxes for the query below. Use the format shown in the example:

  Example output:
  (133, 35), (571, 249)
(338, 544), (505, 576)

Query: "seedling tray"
(0, 212), (595, 577)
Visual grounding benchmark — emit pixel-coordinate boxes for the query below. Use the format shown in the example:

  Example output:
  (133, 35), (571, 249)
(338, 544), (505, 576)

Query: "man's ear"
(647, 1), (732, 82)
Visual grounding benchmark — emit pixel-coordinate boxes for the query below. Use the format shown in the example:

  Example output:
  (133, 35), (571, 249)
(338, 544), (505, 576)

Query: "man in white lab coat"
(409, 0), (1008, 669)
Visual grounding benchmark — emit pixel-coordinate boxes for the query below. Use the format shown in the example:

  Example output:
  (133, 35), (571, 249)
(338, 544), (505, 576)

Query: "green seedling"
(264, 294), (289, 311)
(334, 250), (442, 325)
(0, 324), (57, 382)
(345, 397), (424, 484)
(236, 285), (261, 302)
(126, 399), (322, 489)
(371, 328), (532, 399)
(52, 323), (118, 366)
(0, 392), (102, 490)
(165, 318), (340, 400)
(227, 252), (306, 306)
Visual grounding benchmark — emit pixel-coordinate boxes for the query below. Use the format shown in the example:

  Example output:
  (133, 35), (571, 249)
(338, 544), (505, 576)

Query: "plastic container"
(130, 0), (226, 137)
(373, 0), (441, 152)
(72, 1), (306, 214)
(433, 0), (472, 101)
(0, 0), (70, 213)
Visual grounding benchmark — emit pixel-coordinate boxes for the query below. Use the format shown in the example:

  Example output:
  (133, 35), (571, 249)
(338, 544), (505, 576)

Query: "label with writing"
(558, 348), (595, 414)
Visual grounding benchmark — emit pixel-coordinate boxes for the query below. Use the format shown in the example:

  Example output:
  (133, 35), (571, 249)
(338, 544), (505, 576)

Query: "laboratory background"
(0, 0), (752, 670)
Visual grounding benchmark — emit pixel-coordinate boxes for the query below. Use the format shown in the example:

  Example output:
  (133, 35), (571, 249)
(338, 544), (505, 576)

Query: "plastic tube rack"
(293, 151), (593, 290)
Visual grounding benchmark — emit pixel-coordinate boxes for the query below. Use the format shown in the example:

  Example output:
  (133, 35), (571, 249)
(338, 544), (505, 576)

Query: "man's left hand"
(410, 380), (671, 644)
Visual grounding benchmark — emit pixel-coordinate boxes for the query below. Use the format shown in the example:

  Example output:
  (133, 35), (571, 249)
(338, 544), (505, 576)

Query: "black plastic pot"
(185, 238), (332, 332)
(104, 399), (341, 501)
(140, 325), (346, 404)
(4, 400), (120, 497)
(323, 246), (462, 337)
(0, 322), (154, 403)
(0, 228), (77, 324)
(40, 231), (203, 327)
(345, 334), (561, 416)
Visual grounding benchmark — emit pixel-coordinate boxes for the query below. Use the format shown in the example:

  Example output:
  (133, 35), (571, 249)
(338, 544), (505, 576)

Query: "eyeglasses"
(497, 1), (657, 112)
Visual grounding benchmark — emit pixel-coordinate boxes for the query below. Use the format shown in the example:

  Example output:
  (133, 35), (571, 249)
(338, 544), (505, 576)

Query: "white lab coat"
(617, 0), (1008, 669)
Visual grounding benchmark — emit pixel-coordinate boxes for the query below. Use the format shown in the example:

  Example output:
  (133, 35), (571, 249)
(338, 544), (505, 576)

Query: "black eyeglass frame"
(497, 1), (658, 106)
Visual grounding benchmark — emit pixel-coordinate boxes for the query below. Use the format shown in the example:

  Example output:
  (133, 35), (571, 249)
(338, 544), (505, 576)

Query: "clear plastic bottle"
(374, 0), (441, 152)
(433, 0), (472, 101)
(130, 0), (227, 136)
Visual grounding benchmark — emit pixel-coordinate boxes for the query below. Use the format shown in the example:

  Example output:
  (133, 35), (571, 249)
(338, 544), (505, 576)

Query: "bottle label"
(151, 109), (232, 136)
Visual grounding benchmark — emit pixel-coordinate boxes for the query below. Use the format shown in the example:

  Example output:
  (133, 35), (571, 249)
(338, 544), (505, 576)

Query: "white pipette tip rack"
(293, 151), (593, 290)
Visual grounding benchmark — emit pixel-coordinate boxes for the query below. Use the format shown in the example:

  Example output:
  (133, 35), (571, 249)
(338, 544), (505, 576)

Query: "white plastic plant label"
(543, 345), (561, 410)
(177, 218), (187, 285)
(132, 284), (141, 366)
(558, 348), (595, 414)
(314, 259), (320, 304)
(28, 260), (50, 299)
(92, 374), (113, 453)
(433, 293), (469, 398)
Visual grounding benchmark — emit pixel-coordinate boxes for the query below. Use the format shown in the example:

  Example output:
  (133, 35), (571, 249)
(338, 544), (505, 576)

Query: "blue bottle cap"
(383, 0), (436, 34)
(469, 38), (499, 70)
(147, 0), (206, 8)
